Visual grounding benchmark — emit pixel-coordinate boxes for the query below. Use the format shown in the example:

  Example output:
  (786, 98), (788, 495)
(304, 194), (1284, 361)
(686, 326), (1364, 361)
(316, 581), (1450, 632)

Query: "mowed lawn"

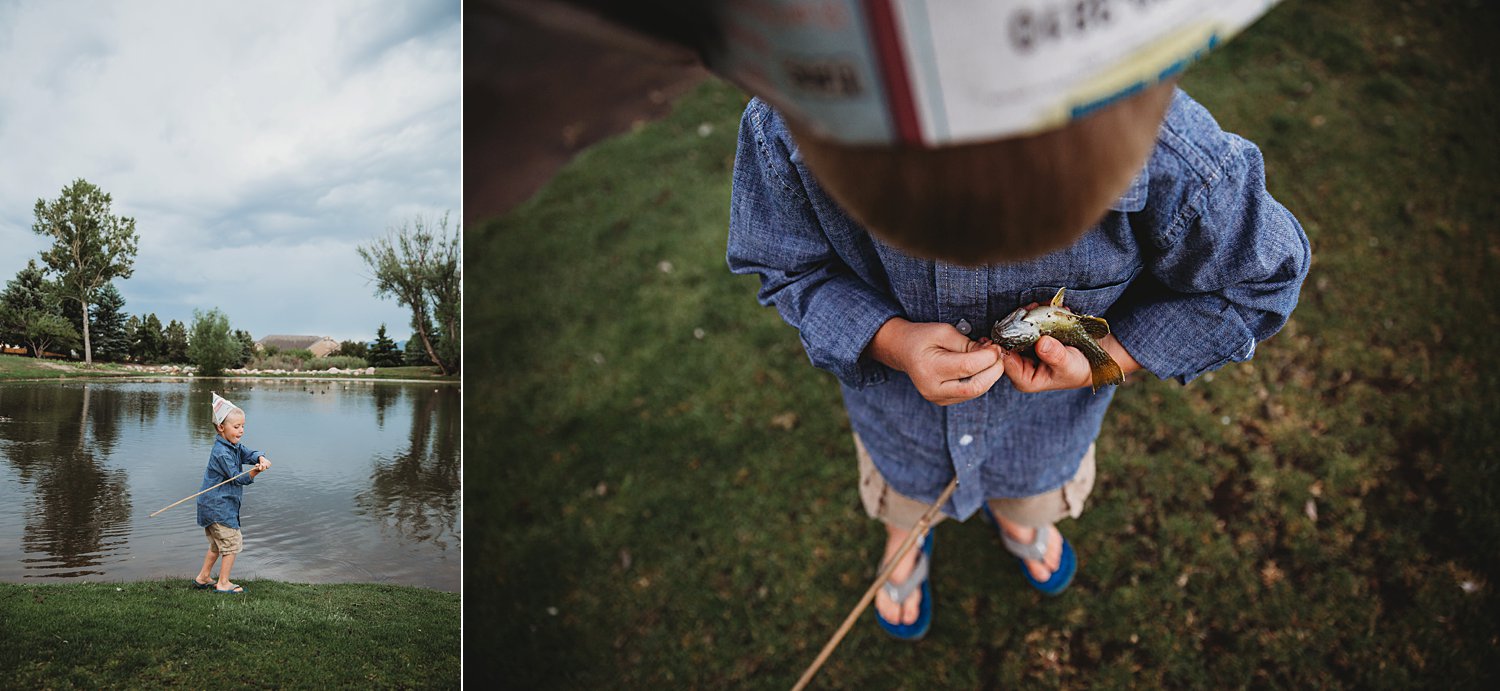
(467, 0), (1500, 687)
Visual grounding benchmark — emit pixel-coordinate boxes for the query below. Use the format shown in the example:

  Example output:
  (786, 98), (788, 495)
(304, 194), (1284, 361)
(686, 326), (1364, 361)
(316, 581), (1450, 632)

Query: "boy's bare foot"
(994, 515), (1063, 582)
(874, 525), (924, 626)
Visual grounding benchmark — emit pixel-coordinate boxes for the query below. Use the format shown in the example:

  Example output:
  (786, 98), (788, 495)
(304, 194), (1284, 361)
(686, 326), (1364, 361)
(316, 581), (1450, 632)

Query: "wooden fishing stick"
(792, 476), (959, 691)
(148, 466), (257, 517)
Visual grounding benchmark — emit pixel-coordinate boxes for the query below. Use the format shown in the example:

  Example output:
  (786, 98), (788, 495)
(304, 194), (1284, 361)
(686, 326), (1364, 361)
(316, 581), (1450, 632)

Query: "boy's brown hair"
(787, 80), (1177, 265)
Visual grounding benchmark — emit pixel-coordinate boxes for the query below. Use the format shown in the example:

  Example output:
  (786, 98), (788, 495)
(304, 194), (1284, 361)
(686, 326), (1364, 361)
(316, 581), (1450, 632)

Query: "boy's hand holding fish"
(987, 289), (1141, 394)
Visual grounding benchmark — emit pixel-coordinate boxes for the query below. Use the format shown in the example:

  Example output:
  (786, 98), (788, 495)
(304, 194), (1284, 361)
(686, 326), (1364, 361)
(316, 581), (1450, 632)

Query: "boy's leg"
(205, 523), (245, 591)
(217, 552), (238, 590)
(196, 549), (220, 584)
(856, 434), (947, 627)
(987, 444), (1096, 582)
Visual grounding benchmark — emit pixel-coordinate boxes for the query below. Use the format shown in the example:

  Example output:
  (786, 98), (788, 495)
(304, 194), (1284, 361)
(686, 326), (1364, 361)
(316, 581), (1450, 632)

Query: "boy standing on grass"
(728, 82), (1310, 639)
(192, 392), (271, 594)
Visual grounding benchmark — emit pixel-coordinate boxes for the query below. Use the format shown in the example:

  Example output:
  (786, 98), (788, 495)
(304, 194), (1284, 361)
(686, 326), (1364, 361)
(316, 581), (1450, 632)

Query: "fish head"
(991, 307), (1041, 349)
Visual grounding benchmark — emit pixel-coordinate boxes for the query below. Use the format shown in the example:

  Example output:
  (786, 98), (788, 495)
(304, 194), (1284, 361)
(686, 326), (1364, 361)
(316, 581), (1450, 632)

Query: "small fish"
(990, 288), (1124, 392)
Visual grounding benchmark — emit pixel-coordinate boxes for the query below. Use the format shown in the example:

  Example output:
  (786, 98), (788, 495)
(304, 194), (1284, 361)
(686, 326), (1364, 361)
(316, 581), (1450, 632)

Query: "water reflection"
(0, 380), (462, 590)
(0, 384), (134, 577)
(355, 387), (460, 549)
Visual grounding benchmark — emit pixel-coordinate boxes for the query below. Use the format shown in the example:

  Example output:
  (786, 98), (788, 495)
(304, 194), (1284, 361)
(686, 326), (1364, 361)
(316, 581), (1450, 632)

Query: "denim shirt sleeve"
(221, 444), (254, 486)
(1111, 91), (1311, 383)
(726, 99), (903, 387)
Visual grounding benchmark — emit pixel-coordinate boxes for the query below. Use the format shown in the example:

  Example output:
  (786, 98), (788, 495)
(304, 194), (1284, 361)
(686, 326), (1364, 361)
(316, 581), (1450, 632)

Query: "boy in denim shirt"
(192, 392), (272, 594)
(728, 85), (1309, 638)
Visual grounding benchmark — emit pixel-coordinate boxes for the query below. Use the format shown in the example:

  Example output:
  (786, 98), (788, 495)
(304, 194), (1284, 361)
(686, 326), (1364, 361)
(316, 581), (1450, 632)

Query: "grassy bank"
(468, 0), (1498, 687)
(0, 355), (456, 382)
(0, 580), (459, 688)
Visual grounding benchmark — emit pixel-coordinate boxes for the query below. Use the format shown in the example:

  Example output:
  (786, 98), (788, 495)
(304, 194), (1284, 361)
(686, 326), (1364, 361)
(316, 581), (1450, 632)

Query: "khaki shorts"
(205, 523), (244, 555)
(855, 434), (1096, 530)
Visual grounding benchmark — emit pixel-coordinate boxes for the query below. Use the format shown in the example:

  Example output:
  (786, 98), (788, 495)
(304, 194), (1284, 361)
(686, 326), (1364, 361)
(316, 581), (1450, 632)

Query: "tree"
(357, 212), (460, 375)
(163, 319), (189, 363)
(89, 283), (129, 362)
(133, 313), (164, 363)
(368, 323), (402, 367)
(233, 329), (255, 368)
(188, 309), (239, 376)
(1, 260), (80, 358)
(1, 260), (52, 352)
(123, 315), (141, 361)
(337, 339), (368, 360)
(32, 178), (140, 365)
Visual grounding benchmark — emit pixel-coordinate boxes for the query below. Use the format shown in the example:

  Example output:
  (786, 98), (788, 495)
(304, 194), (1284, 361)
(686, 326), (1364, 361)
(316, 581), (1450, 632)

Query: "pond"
(0, 380), (460, 592)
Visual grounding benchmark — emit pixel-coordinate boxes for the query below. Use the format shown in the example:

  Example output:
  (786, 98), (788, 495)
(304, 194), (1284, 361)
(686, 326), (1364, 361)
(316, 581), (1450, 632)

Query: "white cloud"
(0, 0), (459, 342)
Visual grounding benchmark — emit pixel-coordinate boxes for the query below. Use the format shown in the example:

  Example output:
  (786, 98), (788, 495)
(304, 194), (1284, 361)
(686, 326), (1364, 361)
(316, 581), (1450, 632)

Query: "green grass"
(0, 580), (459, 688)
(0, 354), (136, 380)
(467, 0), (1500, 686)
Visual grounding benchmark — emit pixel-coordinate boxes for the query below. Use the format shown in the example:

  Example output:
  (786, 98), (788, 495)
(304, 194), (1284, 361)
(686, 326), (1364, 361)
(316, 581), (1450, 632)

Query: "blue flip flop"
(875, 532), (933, 641)
(982, 504), (1075, 596)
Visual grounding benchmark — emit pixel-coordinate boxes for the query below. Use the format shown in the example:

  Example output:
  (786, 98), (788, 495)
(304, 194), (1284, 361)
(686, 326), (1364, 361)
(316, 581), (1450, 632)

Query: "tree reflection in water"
(354, 387), (459, 549)
(1, 384), (133, 577)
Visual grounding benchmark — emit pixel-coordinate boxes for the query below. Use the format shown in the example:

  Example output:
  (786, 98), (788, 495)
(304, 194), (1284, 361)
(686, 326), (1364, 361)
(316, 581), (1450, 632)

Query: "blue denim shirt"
(727, 89), (1310, 520)
(196, 436), (264, 529)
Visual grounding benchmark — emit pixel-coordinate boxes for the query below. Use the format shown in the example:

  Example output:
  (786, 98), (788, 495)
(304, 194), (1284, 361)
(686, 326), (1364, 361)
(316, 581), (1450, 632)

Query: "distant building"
(256, 335), (340, 358)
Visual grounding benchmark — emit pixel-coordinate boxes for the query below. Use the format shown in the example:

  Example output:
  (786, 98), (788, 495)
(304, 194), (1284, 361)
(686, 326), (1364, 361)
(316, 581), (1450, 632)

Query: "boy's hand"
(1000, 335), (1093, 392)
(1002, 334), (1141, 393)
(868, 318), (1005, 406)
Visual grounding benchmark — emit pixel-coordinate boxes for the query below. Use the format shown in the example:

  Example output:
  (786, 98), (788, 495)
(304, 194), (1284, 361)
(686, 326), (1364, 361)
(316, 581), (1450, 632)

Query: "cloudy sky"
(0, 0), (460, 343)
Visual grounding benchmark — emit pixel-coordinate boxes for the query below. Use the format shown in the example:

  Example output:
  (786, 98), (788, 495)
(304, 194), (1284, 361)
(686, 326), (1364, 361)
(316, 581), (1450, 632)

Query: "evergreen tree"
(0, 261), (80, 358)
(404, 332), (433, 366)
(368, 323), (402, 367)
(1, 261), (54, 353)
(134, 313), (164, 363)
(89, 283), (129, 362)
(233, 329), (255, 368)
(163, 319), (189, 363)
(123, 315), (141, 361)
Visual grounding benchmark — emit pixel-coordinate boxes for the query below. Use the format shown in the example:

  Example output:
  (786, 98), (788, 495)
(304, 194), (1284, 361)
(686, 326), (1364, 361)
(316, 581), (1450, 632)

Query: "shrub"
(309, 355), (368, 370)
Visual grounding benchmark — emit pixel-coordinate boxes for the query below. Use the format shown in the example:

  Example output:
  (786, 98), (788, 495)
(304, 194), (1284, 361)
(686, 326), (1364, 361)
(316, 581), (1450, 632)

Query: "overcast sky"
(0, 0), (460, 343)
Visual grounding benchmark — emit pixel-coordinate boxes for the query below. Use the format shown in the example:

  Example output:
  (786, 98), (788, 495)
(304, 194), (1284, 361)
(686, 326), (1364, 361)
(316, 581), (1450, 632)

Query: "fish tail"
(1074, 338), (1125, 393)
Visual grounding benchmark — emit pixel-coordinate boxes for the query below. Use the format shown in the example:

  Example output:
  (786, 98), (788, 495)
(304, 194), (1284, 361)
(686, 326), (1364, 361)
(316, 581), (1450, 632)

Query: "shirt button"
(959, 434), (973, 446)
(956, 319), (971, 335)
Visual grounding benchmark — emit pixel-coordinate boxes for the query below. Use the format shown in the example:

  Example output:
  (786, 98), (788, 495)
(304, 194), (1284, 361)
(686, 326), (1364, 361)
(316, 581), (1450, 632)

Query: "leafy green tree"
(233, 329), (255, 368)
(188, 309), (239, 376)
(1, 260), (80, 358)
(337, 339), (369, 360)
(357, 212), (460, 375)
(31, 178), (140, 364)
(89, 283), (130, 362)
(368, 323), (402, 367)
(163, 319), (189, 363)
(133, 313), (164, 363)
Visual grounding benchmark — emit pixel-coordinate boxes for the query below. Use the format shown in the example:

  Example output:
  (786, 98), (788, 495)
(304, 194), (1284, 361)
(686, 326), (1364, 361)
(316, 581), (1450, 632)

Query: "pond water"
(0, 380), (460, 592)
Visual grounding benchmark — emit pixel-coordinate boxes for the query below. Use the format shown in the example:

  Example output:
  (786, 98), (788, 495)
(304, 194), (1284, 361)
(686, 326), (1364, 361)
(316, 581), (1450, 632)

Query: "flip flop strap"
(879, 547), (929, 605)
(1000, 525), (1050, 561)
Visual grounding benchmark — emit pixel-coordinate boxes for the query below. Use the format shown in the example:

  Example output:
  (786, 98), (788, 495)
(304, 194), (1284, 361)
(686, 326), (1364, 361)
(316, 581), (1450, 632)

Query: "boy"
(727, 86), (1310, 639)
(192, 391), (271, 594)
